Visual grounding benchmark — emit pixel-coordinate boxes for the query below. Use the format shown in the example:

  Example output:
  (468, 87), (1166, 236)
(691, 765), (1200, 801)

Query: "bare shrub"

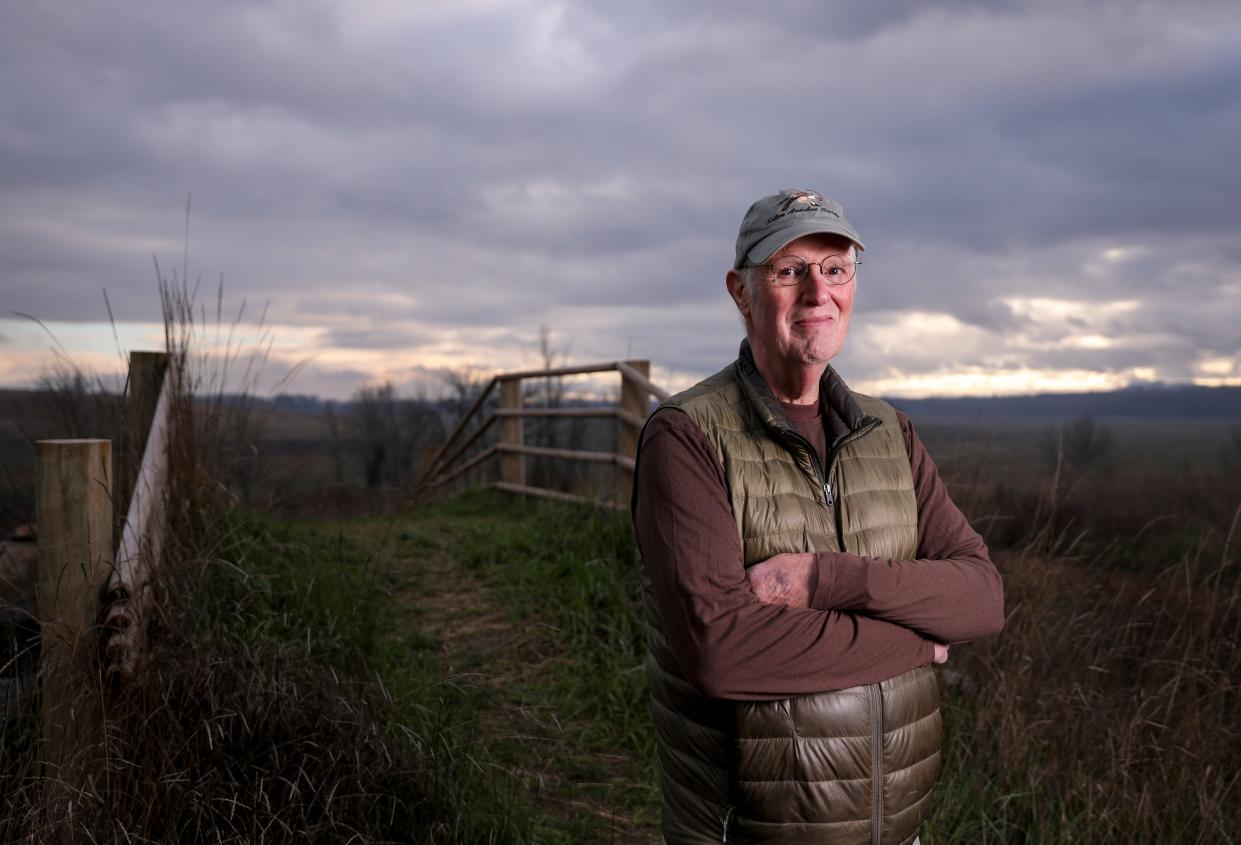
(352, 382), (445, 490)
(1043, 415), (1116, 476)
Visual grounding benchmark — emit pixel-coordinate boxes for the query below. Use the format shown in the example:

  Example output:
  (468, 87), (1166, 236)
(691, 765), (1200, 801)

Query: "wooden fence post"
(419, 446), (439, 484)
(116, 351), (168, 537)
(128, 352), (168, 436)
(106, 350), (172, 680)
(36, 438), (113, 824)
(616, 360), (650, 506)
(499, 378), (525, 488)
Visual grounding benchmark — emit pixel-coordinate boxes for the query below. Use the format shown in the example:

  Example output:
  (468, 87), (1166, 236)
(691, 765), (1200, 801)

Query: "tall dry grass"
(928, 458), (1241, 842)
(1, 276), (532, 842)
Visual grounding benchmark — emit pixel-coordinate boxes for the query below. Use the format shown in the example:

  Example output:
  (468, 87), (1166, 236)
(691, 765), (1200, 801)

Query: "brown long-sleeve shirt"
(633, 400), (1003, 701)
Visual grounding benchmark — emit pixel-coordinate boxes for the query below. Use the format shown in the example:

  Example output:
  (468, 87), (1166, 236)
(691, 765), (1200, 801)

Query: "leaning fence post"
(105, 350), (172, 679)
(499, 377), (525, 488)
(616, 360), (651, 505)
(127, 352), (167, 452)
(36, 437), (113, 823)
(116, 351), (168, 537)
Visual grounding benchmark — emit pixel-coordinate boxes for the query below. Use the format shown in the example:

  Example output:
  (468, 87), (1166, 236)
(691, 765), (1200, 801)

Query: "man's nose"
(798, 266), (834, 304)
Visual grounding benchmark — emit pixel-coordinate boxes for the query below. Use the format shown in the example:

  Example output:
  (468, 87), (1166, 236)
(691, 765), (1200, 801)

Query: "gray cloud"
(1, 0), (1239, 397)
(319, 327), (426, 351)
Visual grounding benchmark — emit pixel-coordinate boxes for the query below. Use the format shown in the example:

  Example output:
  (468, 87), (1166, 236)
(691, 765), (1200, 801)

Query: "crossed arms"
(632, 409), (1004, 701)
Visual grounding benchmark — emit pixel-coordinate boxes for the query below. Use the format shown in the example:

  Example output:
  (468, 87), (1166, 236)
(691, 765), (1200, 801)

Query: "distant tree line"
(323, 385), (451, 490)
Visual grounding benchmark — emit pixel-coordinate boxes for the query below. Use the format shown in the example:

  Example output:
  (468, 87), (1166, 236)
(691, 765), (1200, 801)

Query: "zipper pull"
(721, 806), (734, 842)
(823, 481), (834, 510)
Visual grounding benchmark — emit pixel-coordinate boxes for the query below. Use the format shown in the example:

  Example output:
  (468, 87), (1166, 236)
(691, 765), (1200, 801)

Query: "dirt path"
(350, 514), (660, 844)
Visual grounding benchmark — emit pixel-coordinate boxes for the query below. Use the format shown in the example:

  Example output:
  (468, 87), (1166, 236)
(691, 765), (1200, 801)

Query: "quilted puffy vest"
(634, 349), (941, 845)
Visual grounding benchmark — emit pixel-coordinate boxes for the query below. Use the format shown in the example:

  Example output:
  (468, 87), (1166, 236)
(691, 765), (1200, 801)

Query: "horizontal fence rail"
(496, 442), (637, 470)
(416, 359), (667, 509)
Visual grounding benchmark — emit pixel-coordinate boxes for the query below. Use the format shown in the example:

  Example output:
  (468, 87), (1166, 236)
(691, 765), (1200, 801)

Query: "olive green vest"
(634, 348), (941, 845)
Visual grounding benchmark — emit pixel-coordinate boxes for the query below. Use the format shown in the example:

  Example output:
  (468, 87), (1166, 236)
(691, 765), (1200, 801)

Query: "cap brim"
(743, 220), (865, 268)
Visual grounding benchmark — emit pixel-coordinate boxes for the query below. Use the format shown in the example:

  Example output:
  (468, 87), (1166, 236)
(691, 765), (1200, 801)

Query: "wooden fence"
(34, 350), (171, 818)
(416, 359), (668, 508)
(25, 352), (663, 821)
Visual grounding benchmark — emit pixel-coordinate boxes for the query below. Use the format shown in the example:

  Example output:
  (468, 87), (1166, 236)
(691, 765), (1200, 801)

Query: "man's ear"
(726, 270), (751, 320)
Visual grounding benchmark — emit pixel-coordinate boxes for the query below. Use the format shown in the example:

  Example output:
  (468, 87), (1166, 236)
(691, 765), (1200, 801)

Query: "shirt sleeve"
(809, 411), (1005, 644)
(633, 408), (935, 702)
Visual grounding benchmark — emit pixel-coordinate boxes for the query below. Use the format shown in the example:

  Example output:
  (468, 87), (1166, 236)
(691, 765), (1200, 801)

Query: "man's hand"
(932, 643), (950, 664)
(745, 553), (816, 608)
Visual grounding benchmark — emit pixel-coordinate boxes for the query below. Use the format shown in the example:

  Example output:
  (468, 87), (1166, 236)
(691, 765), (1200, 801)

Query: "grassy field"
(339, 483), (1241, 843)
(246, 483), (1241, 843)
(2, 485), (657, 842)
(913, 417), (1239, 472)
(4, 471), (1240, 842)
(332, 491), (657, 843)
(3, 371), (1240, 841)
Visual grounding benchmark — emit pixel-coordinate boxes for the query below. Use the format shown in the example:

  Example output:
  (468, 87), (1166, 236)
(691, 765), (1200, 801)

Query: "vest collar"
(736, 338), (878, 439)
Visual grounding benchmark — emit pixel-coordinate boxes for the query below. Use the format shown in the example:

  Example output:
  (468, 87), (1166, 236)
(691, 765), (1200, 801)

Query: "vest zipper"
(870, 683), (884, 845)
(786, 419), (880, 553)
(784, 430), (833, 510)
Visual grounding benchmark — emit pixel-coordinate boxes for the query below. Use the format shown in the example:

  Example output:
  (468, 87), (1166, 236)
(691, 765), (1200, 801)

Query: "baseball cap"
(734, 188), (865, 270)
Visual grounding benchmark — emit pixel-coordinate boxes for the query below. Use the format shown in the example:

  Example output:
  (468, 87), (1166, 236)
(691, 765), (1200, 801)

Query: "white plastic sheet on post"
(104, 369), (172, 679)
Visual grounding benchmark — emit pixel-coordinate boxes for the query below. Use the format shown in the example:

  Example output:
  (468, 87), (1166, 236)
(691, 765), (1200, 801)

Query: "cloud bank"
(2, 0), (1238, 397)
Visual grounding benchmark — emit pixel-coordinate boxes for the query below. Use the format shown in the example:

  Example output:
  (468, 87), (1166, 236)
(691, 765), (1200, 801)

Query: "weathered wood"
(616, 359), (669, 402)
(616, 359), (651, 505)
(499, 380), (525, 487)
(497, 442), (635, 470)
(615, 407), (646, 430)
(115, 352), (168, 534)
(417, 359), (670, 510)
(432, 445), (498, 488)
(417, 376), (497, 485)
(494, 406), (620, 419)
(36, 438), (112, 821)
(493, 481), (625, 510)
(418, 446), (439, 478)
(424, 413), (498, 488)
(495, 360), (621, 382)
(127, 352), (168, 442)
(105, 355), (173, 679)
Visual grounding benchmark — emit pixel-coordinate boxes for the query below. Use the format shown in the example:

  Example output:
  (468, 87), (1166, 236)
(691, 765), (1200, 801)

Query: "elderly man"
(631, 189), (1004, 844)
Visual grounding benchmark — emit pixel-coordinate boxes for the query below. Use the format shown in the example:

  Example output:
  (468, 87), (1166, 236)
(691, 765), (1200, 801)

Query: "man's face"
(727, 232), (857, 372)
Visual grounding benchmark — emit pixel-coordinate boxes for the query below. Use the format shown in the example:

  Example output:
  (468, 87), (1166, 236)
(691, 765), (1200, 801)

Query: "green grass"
(274, 487), (1239, 844)
(446, 493), (654, 773)
(3, 504), (545, 843)
(8, 476), (1236, 842)
(324, 489), (659, 843)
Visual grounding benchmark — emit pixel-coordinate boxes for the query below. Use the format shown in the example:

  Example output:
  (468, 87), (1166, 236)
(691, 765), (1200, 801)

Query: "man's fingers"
(932, 643), (949, 664)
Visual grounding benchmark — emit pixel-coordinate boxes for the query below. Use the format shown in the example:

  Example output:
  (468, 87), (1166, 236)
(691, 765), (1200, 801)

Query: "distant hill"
(886, 384), (1241, 422)
(6, 382), (1240, 432)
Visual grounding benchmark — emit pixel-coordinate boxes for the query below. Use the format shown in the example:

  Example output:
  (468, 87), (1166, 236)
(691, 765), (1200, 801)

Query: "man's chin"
(798, 342), (839, 366)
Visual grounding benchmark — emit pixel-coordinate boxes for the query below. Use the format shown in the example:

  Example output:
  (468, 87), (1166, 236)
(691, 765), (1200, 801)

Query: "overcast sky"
(2, 0), (1239, 400)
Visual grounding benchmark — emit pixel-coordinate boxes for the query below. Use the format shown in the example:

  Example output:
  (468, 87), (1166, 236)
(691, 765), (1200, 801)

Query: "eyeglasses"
(747, 253), (860, 287)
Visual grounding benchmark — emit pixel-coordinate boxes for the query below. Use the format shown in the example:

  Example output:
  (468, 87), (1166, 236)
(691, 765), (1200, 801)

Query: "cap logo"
(766, 190), (837, 224)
